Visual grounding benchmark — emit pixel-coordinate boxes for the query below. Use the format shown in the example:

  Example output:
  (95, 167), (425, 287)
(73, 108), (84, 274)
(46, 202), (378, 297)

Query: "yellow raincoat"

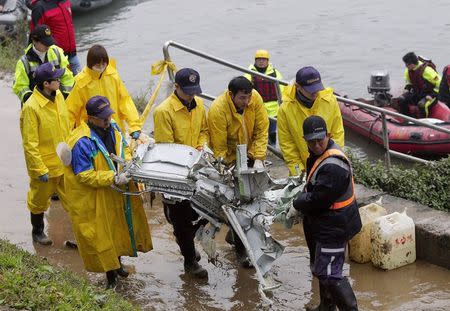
(66, 60), (141, 134)
(153, 93), (209, 148)
(64, 122), (152, 272)
(207, 89), (269, 164)
(20, 88), (70, 214)
(278, 85), (345, 175)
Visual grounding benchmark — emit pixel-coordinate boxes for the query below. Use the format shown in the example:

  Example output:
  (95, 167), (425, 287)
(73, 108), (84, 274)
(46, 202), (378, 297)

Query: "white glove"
(114, 172), (131, 185)
(286, 202), (299, 220)
(254, 159), (264, 169)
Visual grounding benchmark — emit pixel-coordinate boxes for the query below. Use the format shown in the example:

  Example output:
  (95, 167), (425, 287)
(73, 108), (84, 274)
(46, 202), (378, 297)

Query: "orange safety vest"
(306, 148), (355, 210)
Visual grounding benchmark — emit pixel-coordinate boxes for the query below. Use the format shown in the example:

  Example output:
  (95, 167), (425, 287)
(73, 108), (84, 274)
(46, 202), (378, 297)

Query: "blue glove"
(38, 173), (49, 182)
(130, 131), (141, 140)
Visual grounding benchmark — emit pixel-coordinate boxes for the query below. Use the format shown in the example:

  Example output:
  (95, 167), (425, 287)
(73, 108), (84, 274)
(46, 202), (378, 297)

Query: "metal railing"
(162, 40), (450, 169)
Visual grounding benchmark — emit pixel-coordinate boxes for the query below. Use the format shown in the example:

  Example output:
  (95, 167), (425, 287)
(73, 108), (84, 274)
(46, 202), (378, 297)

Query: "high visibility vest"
(307, 146), (355, 210)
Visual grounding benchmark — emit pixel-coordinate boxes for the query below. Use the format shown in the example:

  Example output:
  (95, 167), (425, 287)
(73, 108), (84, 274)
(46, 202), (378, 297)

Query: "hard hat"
(255, 49), (270, 59)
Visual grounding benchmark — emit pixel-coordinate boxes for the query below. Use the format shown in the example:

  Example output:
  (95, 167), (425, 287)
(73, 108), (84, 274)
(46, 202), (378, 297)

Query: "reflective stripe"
(307, 149), (346, 182)
(327, 255), (336, 276)
(60, 85), (73, 92)
(19, 88), (32, 98)
(332, 178), (355, 209)
(321, 247), (345, 253)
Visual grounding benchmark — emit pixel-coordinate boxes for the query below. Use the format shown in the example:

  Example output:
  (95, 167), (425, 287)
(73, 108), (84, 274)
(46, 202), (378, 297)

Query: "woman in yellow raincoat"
(64, 96), (152, 288)
(65, 44), (142, 139)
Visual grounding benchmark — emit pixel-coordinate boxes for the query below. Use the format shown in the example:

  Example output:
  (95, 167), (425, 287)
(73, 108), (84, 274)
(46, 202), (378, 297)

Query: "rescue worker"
(64, 96), (152, 289)
(286, 115), (361, 311)
(30, 0), (81, 75)
(13, 24), (74, 106)
(398, 52), (441, 117)
(277, 66), (344, 175)
(438, 65), (450, 108)
(207, 76), (269, 267)
(244, 49), (283, 145)
(19, 62), (70, 245)
(66, 44), (142, 140)
(153, 68), (209, 279)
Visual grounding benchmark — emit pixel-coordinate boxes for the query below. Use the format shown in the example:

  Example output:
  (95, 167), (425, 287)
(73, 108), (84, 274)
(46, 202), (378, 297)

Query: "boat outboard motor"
(368, 70), (392, 106)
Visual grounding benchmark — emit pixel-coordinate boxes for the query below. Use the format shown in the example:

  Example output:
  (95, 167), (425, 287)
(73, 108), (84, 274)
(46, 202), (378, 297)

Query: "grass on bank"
(0, 20), (28, 75)
(348, 151), (450, 212)
(0, 239), (138, 311)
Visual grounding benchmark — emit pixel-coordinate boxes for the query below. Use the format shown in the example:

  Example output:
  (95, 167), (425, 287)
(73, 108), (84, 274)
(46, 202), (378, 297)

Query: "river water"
(2, 0), (450, 310)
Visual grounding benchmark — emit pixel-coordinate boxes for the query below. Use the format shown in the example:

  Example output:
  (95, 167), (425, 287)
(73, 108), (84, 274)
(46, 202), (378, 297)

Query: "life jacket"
(251, 67), (279, 102)
(306, 144), (355, 210)
(30, 0), (77, 55)
(438, 65), (450, 105)
(408, 63), (436, 94)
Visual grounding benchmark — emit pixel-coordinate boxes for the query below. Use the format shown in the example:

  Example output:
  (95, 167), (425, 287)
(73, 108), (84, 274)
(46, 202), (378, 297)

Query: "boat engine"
(368, 70), (392, 106)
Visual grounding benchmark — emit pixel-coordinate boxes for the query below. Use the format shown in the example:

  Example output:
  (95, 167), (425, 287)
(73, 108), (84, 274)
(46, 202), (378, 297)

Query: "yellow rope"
(139, 60), (177, 124)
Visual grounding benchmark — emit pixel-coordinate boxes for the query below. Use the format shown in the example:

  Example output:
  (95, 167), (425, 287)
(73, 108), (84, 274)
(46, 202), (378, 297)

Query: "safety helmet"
(255, 49), (270, 59)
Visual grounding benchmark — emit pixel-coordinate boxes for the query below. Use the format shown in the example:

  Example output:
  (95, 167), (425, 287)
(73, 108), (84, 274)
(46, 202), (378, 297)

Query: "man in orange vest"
(286, 115), (361, 311)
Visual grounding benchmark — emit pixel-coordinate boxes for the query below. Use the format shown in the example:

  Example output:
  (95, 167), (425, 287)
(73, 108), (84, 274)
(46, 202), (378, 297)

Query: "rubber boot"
(116, 257), (129, 278)
(328, 278), (358, 311)
(184, 260), (208, 279)
(106, 270), (118, 289)
(30, 212), (52, 245)
(306, 282), (336, 311)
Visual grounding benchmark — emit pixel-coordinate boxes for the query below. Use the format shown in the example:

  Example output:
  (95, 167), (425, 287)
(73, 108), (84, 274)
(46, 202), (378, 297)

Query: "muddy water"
(1, 79), (449, 310)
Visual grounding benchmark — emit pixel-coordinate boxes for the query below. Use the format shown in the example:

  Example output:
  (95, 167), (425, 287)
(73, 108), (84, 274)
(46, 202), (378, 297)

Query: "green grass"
(0, 20), (28, 75)
(0, 239), (139, 311)
(348, 151), (450, 212)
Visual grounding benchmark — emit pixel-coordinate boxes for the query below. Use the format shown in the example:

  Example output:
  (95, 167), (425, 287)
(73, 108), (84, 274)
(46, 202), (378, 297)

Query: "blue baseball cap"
(30, 24), (55, 47)
(34, 62), (65, 84)
(86, 96), (115, 119)
(296, 66), (324, 94)
(175, 68), (202, 95)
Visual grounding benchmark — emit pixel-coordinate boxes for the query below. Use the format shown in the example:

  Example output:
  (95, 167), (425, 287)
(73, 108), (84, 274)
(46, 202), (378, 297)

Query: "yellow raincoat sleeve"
(20, 106), (48, 178)
(277, 106), (305, 175)
(198, 111), (209, 148)
(153, 106), (174, 143)
(56, 47), (74, 95)
(207, 102), (228, 160)
(248, 93), (269, 160)
(66, 84), (86, 130)
(329, 96), (345, 148)
(117, 78), (141, 133)
(13, 59), (32, 102)
(76, 169), (115, 188)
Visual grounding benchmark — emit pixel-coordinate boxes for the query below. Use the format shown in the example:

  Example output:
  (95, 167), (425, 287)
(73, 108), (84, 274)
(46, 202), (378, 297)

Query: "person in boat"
(207, 76), (269, 268)
(277, 66), (344, 175)
(19, 63), (70, 246)
(244, 49), (283, 146)
(13, 24), (74, 106)
(29, 0), (82, 75)
(398, 52), (441, 117)
(285, 115), (361, 311)
(64, 95), (152, 289)
(438, 65), (450, 108)
(66, 44), (142, 141)
(153, 68), (210, 279)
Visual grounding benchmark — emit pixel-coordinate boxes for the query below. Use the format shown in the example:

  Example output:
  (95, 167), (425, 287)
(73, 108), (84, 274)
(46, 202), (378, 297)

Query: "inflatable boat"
(71, 0), (112, 12)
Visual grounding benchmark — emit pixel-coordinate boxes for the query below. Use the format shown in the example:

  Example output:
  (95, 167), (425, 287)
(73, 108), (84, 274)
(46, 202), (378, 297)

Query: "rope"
(139, 60), (177, 124)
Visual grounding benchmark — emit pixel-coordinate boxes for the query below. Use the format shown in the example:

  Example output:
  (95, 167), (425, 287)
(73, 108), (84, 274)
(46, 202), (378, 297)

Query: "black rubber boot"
(106, 270), (118, 289)
(184, 260), (208, 279)
(30, 212), (52, 245)
(306, 282), (336, 311)
(116, 257), (129, 278)
(328, 278), (358, 311)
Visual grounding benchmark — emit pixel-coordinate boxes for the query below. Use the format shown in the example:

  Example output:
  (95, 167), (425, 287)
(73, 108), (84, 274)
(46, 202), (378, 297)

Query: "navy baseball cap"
(30, 24), (55, 47)
(34, 62), (65, 84)
(296, 66), (324, 94)
(86, 96), (115, 119)
(175, 68), (202, 95)
(303, 115), (328, 141)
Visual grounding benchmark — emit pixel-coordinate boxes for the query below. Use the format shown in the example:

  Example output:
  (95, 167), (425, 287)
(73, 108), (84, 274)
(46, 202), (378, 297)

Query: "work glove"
(38, 173), (49, 182)
(254, 159), (264, 169)
(114, 171), (131, 186)
(285, 201), (299, 220)
(130, 131), (141, 140)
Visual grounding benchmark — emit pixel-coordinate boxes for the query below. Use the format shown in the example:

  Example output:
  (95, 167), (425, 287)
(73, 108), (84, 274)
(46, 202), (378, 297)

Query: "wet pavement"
(1, 80), (450, 310)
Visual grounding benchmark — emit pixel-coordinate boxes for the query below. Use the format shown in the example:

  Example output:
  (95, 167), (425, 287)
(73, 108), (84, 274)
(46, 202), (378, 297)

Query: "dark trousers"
(268, 117), (277, 146)
(312, 242), (346, 285)
(163, 200), (200, 264)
